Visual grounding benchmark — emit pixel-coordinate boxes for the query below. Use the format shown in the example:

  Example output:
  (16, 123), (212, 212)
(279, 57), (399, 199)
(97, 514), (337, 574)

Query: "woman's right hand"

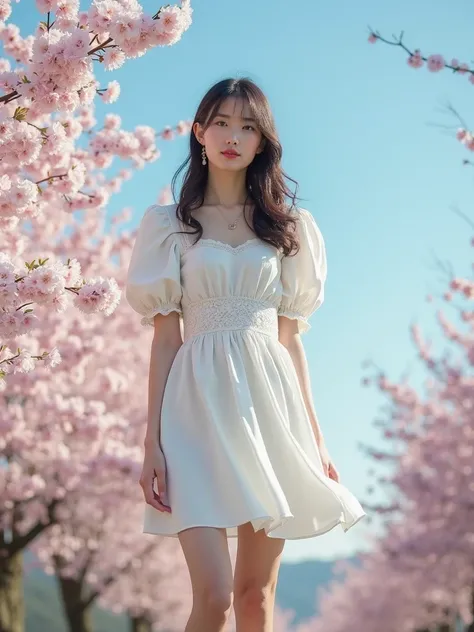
(140, 442), (171, 513)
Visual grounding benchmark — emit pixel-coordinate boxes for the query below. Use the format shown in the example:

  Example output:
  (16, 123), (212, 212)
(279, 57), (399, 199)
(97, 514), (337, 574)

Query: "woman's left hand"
(318, 439), (340, 482)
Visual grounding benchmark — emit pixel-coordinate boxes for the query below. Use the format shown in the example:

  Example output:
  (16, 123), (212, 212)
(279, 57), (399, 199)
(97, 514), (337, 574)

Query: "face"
(194, 96), (265, 171)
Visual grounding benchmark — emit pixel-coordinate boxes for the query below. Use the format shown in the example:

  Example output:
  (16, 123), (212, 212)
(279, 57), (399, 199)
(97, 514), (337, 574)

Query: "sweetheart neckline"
(186, 237), (264, 254)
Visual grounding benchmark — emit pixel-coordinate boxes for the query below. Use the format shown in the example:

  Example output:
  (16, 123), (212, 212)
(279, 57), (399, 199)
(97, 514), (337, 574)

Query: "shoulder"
(286, 205), (315, 220)
(143, 202), (176, 219)
(141, 203), (180, 230)
(288, 206), (323, 234)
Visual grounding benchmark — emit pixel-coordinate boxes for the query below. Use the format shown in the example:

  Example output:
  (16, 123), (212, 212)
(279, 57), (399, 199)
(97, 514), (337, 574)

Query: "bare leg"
(178, 527), (233, 632)
(233, 522), (285, 632)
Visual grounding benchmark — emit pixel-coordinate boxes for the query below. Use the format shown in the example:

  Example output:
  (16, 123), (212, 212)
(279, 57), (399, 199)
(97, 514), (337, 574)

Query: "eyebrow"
(215, 112), (256, 122)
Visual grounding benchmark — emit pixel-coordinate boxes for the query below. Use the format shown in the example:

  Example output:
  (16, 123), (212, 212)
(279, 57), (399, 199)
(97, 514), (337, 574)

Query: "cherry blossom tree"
(28, 490), (193, 632)
(0, 176), (186, 632)
(299, 29), (474, 632)
(0, 0), (193, 382)
(99, 531), (192, 632)
(298, 234), (473, 631)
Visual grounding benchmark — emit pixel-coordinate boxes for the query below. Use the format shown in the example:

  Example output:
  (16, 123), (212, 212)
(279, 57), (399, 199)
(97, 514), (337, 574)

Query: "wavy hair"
(170, 77), (304, 256)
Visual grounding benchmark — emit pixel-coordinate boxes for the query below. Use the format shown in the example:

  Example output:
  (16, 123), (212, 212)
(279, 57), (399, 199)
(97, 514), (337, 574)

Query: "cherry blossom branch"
(367, 27), (474, 77)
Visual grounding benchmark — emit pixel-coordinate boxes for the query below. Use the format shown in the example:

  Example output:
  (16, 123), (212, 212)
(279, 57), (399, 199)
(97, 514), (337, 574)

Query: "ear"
(256, 138), (266, 154)
(193, 121), (205, 145)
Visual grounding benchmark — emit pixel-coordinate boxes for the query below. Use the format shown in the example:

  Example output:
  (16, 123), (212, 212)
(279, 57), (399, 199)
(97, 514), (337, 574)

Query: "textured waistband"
(182, 296), (279, 340)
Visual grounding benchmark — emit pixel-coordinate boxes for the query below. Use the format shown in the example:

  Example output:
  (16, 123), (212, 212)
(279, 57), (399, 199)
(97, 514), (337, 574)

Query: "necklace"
(215, 203), (245, 231)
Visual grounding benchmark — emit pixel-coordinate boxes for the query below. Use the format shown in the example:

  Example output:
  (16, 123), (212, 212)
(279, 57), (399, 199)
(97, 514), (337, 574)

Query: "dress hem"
(143, 510), (366, 541)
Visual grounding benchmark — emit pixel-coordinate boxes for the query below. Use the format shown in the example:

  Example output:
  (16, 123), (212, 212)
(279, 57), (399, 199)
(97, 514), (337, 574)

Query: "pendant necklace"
(215, 203), (245, 231)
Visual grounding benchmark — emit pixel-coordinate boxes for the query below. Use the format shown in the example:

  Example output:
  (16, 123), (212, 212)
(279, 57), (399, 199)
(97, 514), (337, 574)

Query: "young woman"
(126, 77), (366, 632)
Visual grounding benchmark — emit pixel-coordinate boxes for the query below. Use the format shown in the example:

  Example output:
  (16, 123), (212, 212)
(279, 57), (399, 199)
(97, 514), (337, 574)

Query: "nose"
(226, 132), (239, 145)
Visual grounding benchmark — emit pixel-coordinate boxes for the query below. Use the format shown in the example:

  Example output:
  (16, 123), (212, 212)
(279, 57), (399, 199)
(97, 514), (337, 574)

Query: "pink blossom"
(13, 350), (35, 373)
(0, 0), (12, 21)
(407, 50), (424, 69)
(161, 125), (174, 141)
(103, 48), (126, 71)
(465, 136), (474, 151)
(368, 33), (377, 44)
(0, 1), (192, 387)
(43, 346), (61, 368)
(17, 311), (40, 332)
(36, 0), (59, 12)
(176, 119), (191, 135)
(427, 54), (446, 72)
(100, 80), (120, 103)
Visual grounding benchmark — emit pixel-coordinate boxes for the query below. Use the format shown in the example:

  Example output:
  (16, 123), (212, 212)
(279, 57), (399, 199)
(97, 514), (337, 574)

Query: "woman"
(126, 77), (366, 632)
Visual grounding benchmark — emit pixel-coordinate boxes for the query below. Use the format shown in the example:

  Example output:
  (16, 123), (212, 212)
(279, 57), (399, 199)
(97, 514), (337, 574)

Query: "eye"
(215, 120), (227, 126)
(244, 125), (256, 131)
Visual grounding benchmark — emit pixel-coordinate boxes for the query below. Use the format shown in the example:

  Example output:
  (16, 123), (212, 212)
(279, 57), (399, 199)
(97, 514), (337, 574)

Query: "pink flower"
(368, 33), (377, 44)
(449, 278), (462, 291)
(161, 126), (174, 141)
(159, 5), (182, 34)
(407, 50), (424, 69)
(14, 350), (35, 373)
(103, 48), (126, 71)
(43, 346), (61, 369)
(427, 54), (445, 72)
(100, 80), (120, 104)
(35, 0), (59, 13)
(462, 283), (474, 299)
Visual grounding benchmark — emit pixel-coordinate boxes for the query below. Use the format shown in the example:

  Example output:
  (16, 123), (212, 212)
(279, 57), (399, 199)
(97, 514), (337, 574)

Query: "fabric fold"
(144, 330), (366, 540)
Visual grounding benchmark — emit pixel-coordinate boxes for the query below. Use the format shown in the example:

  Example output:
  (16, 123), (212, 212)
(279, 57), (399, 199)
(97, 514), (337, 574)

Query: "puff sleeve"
(277, 208), (327, 334)
(125, 205), (183, 327)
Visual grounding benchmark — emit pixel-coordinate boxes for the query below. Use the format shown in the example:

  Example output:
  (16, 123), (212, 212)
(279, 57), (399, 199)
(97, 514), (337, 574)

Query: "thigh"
(233, 522), (285, 593)
(178, 527), (233, 597)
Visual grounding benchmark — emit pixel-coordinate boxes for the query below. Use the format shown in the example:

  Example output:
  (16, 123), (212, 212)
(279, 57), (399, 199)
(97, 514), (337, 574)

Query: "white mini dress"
(126, 203), (366, 539)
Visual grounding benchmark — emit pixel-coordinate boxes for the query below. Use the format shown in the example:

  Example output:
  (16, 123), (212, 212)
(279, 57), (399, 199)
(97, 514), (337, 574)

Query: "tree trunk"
(0, 550), (24, 632)
(129, 614), (153, 632)
(57, 575), (93, 632)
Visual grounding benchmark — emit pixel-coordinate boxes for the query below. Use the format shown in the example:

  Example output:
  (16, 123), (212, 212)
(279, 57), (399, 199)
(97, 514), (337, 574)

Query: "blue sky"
(8, 1), (473, 562)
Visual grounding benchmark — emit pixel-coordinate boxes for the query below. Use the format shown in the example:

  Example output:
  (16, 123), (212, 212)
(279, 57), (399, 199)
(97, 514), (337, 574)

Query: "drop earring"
(201, 145), (207, 166)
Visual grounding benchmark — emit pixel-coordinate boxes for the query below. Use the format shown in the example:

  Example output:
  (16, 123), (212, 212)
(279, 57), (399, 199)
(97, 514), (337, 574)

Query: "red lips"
(221, 150), (240, 156)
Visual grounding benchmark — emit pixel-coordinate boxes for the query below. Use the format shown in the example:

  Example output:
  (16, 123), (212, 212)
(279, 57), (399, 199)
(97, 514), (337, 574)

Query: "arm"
(278, 316), (324, 445)
(278, 315), (339, 482)
(144, 311), (183, 448)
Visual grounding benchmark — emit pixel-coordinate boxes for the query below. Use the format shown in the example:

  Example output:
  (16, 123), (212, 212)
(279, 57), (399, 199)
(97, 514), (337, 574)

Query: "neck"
(204, 166), (248, 206)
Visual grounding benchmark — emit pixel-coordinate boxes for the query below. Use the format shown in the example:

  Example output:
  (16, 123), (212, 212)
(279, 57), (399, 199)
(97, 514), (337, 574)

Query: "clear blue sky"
(8, 1), (473, 562)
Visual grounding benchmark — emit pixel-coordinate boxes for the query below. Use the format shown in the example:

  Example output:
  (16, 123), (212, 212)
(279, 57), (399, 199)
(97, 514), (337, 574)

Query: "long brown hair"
(170, 77), (303, 256)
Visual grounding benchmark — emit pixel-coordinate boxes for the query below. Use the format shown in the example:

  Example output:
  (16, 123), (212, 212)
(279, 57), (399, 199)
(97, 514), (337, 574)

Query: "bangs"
(202, 90), (265, 133)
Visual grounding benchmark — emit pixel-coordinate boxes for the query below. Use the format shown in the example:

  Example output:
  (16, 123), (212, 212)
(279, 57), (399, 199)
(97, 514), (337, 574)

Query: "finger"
(154, 469), (171, 509)
(329, 465), (340, 482)
(152, 489), (172, 513)
(144, 488), (171, 513)
(141, 474), (171, 513)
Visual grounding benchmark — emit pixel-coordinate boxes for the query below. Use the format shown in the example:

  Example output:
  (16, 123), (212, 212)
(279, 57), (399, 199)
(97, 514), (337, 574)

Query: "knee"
(193, 584), (233, 620)
(234, 583), (276, 618)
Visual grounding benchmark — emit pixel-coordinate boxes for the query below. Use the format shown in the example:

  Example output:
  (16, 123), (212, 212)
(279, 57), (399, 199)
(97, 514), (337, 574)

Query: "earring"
(201, 145), (207, 166)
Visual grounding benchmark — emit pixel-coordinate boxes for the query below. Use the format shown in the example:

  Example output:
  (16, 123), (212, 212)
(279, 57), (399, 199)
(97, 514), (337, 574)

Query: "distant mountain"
(277, 559), (336, 623)
(23, 551), (360, 631)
